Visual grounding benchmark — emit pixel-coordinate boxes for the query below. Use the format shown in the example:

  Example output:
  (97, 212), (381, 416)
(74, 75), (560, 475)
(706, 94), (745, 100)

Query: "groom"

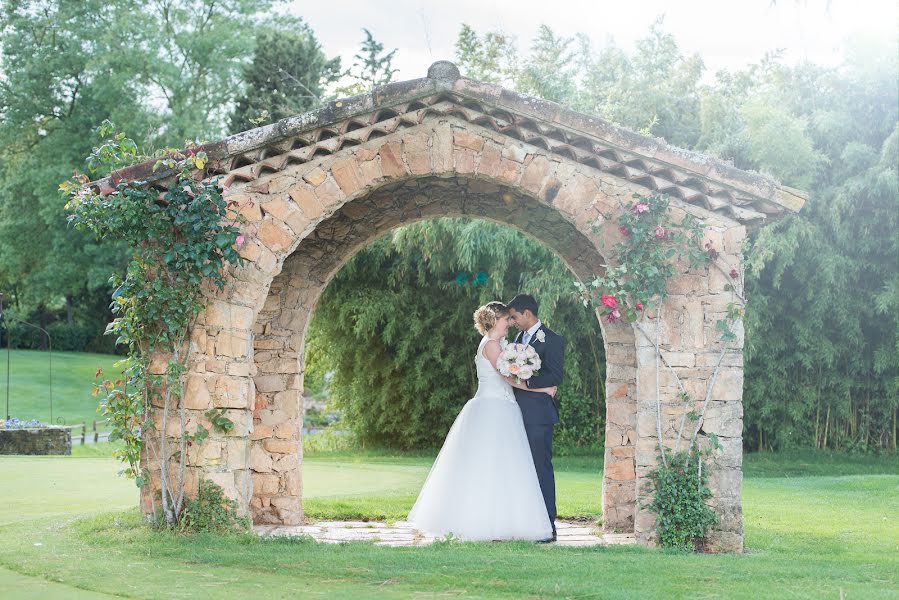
(507, 294), (565, 542)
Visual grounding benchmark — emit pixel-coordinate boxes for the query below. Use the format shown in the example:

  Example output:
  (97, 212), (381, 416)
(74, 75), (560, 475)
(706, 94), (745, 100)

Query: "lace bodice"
(474, 336), (515, 399)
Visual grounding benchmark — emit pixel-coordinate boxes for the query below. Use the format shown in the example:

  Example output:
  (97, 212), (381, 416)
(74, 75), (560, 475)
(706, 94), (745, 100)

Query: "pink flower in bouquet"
(508, 363), (521, 375)
(601, 294), (618, 309)
(632, 201), (649, 215)
(518, 366), (533, 380)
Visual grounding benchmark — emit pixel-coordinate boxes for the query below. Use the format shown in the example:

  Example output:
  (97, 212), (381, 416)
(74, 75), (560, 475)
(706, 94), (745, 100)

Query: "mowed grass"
(0, 349), (121, 427)
(0, 446), (896, 598)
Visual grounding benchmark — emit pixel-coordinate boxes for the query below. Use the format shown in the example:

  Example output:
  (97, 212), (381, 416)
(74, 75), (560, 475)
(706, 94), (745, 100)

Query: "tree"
(129, 0), (274, 143)
(454, 24), (517, 85)
(0, 0), (151, 340)
(229, 16), (340, 133)
(0, 0), (279, 347)
(337, 29), (398, 95)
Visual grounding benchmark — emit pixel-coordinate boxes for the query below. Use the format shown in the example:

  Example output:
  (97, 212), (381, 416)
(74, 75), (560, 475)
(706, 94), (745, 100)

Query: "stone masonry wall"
(0, 427), (71, 455)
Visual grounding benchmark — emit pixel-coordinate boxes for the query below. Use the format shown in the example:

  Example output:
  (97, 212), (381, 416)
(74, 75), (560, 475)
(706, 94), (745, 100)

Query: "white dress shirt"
(521, 320), (543, 346)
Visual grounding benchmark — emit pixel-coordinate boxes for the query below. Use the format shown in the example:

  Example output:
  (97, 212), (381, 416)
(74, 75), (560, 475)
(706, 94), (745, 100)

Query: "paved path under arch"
(255, 519), (636, 547)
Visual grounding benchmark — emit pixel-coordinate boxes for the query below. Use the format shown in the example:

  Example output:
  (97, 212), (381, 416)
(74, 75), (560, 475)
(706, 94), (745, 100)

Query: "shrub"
(179, 480), (249, 533)
(645, 448), (718, 551)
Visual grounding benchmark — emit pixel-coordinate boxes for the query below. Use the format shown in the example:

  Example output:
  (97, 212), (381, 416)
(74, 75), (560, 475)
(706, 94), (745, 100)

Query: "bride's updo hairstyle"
(473, 301), (508, 335)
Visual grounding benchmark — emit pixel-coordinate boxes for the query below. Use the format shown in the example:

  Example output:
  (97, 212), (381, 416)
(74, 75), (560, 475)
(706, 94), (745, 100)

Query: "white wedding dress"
(407, 336), (554, 541)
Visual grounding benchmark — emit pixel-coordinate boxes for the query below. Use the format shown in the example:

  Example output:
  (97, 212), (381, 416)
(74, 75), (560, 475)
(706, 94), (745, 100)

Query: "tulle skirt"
(407, 392), (554, 541)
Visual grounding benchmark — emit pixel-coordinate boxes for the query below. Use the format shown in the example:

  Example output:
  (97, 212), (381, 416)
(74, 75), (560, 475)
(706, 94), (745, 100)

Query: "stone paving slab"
(255, 520), (636, 547)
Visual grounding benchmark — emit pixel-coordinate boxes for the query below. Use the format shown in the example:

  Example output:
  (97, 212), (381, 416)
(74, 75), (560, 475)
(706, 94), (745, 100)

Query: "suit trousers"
(524, 422), (556, 529)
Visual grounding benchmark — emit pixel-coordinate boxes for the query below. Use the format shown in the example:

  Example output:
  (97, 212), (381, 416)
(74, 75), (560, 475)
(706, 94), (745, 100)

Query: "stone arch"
(248, 172), (636, 530)
(119, 62), (807, 552)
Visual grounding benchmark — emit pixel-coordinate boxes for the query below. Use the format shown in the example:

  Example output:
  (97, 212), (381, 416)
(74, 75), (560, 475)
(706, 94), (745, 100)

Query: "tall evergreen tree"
(229, 17), (340, 133)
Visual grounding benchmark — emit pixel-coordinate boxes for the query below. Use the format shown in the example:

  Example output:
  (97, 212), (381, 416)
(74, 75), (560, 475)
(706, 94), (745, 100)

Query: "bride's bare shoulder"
(481, 338), (503, 359)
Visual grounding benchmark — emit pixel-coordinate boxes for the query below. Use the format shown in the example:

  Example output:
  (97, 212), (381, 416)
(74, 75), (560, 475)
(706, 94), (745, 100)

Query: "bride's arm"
(506, 378), (558, 397)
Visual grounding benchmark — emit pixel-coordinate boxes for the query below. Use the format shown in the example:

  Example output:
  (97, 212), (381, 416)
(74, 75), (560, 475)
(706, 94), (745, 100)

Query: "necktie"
(523, 331), (531, 345)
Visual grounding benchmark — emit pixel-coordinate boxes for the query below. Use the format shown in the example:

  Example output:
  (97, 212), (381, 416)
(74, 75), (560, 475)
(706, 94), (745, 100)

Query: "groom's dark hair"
(507, 294), (539, 316)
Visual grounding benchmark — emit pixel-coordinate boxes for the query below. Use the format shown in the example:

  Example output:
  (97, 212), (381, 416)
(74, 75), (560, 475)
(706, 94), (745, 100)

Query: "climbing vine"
(577, 191), (745, 550)
(62, 121), (245, 528)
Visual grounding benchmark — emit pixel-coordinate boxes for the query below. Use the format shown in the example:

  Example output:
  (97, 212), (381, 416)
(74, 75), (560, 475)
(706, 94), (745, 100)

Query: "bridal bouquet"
(497, 343), (542, 383)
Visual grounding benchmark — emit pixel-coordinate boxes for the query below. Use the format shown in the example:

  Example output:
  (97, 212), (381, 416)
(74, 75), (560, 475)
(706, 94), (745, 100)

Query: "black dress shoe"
(536, 533), (557, 544)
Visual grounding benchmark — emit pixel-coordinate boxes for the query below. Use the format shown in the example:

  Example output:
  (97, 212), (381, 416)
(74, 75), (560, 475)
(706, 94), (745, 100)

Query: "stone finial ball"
(427, 61), (461, 82)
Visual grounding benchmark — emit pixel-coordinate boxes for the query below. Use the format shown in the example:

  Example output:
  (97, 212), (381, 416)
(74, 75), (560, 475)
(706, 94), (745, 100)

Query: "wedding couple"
(408, 294), (565, 543)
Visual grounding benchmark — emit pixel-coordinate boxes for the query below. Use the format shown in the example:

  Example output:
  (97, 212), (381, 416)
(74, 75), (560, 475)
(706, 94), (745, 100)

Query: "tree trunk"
(65, 294), (75, 326)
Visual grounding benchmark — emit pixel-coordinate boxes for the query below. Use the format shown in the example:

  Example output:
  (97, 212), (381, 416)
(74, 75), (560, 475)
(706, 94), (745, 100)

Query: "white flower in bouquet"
(496, 342), (542, 383)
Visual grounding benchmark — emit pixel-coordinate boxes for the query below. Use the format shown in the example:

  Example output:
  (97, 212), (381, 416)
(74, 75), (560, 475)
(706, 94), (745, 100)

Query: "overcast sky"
(288, 0), (897, 81)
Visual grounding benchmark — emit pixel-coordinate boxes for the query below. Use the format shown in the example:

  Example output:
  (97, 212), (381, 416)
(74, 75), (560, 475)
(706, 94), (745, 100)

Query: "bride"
(407, 301), (556, 541)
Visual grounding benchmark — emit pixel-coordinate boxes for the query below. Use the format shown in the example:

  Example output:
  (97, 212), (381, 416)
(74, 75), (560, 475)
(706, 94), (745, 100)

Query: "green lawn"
(0, 446), (896, 598)
(0, 349), (121, 428)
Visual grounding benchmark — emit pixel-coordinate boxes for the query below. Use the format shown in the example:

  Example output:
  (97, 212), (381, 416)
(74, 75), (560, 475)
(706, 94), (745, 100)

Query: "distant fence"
(60, 420), (110, 444)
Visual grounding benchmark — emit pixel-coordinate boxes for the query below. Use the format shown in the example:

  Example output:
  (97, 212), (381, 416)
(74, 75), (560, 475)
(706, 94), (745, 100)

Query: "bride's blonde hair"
(473, 301), (508, 335)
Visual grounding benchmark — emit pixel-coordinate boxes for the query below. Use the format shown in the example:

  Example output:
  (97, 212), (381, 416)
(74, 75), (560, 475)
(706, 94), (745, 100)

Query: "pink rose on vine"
(636, 302), (644, 311)
(618, 225), (631, 237)
(632, 201), (650, 215)
(655, 224), (667, 239)
(601, 294), (618, 308)
(235, 234), (246, 248)
(605, 309), (621, 323)
(730, 268), (738, 279)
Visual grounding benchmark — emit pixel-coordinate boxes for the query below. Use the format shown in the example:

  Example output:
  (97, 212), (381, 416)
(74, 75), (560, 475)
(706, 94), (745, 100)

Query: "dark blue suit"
(512, 323), (564, 532)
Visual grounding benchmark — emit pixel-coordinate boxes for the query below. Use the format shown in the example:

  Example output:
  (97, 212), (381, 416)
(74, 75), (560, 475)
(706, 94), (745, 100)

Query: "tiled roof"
(94, 61), (807, 227)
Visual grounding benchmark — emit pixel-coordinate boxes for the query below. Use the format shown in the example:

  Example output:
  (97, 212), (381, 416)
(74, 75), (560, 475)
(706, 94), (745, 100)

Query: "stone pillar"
(140, 295), (256, 519)
(249, 269), (304, 525)
(601, 320), (638, 533)
(629, 217), (746, 552)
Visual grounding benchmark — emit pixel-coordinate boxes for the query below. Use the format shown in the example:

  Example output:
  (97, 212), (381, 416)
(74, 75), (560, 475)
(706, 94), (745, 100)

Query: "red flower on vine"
(636, 303), (644, 311)
(655, 224), (667, 239)
(235, 234), (246, 248)
(618, 225), (631, 237)
(605, 309), (622, 323)
(704, 241), (719, 260)
(730, 268), (738, 279)
(601, 294), (618, 308)
(632, 201), (650, 215)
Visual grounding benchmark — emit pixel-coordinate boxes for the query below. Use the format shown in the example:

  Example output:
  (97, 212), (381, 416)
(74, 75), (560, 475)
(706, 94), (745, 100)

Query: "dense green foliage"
(0, 0), (277, 346)
(306, 218), (605, 450)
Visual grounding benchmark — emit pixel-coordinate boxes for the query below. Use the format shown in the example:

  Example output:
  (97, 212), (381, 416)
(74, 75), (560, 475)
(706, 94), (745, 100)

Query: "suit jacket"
(512, 324), (564, 425)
